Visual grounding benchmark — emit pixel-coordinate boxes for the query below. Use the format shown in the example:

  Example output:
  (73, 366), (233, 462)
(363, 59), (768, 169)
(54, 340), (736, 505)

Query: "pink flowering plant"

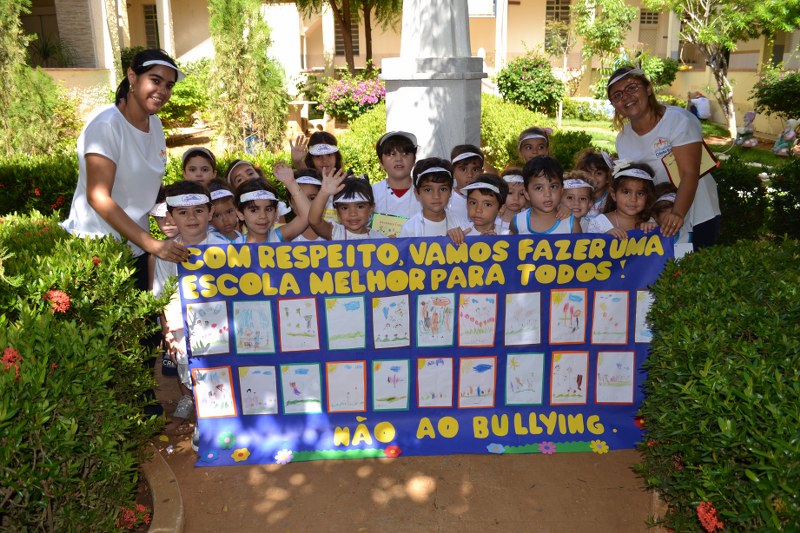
(318, 70), (385, 122)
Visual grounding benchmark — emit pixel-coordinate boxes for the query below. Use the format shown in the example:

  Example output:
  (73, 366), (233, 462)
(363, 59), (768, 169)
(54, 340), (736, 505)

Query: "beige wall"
(171, 0), (212, 61)
(45, 67), (114, 119)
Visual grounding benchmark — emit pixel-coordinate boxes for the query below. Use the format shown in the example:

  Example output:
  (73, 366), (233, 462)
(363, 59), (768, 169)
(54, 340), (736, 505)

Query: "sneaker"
(192, 426), (199, 452)
(161, 352), (178, 376)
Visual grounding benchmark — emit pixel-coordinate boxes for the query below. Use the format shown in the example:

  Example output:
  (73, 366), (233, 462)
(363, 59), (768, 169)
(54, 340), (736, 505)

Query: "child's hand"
(273, 161), (294, 184)
(607, 227), (628, 240)
(555, 204), (572, 220)
(321, 167), (347, 196)
(639, 220), (658, 233)
(290, 135), (308, 167)
(447, 227), (468, 245)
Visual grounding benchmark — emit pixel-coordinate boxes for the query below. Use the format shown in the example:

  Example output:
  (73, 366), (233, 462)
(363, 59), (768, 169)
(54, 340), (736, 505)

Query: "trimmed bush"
(481, 93), (554, 170)
(638, 239), (800, 531)
(0, 153), (79, 216)
(159, 59), (211, 128)
(496, 52), (565, 116)
(550, 130), (595, 172)
(768, 158), (800, 239)
(338, 102), (387, 182)
(712, 155), (769, 244)
(0, 213), (164, 531)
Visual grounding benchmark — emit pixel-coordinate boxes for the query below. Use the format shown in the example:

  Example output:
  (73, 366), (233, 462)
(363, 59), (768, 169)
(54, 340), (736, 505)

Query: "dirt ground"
(153, 359), (662, 533)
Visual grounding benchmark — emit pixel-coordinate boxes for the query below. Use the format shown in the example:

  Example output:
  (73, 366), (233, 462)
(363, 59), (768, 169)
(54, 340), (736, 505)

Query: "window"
(335, 17), (359, 56)
(545, 0), (571, 47)
(639, 10), (659, 26)
(143, 5), (160, 50)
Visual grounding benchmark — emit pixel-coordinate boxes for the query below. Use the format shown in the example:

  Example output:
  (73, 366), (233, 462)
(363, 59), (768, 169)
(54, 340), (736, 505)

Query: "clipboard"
(661, 141), (719, 188)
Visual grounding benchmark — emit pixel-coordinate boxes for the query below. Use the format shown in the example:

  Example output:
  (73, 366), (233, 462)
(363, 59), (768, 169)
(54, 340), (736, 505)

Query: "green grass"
(559, 117), (617, 153)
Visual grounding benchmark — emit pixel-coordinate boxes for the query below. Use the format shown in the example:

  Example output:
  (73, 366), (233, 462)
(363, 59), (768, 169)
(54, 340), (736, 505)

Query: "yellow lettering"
(333, 426), (351, 446)
(518, 239), (535, 261)
(183, 250), (203, 270)
(554, 239), (572, 261)
(437, 416), (459, 438)
(491, 415), (509, 437)
(309, 272), (334, 295)
(473, 416), (489, 438)
(352, 423), (373, 446)
(416, 417), (436, 439)
(181, 275), (199, 299)
(279, 273), (300, 295)
(588, 238), (606, 259)
(645, 234), (665, 256)
(513, 413), (529, 435)
(373, 422), (396, 443)
(239, 272), (263, 296)
(557, 264), (574, 284)
(535, 264), (557, 284)
(567, 414), (585, 434)
(518, 264), (536, 285)
(218, 273), (238, 296)
(529, 412), (543, 435)
(258, 245), (275, 268)
(587, 415), (604, 434)
(625, 236), (647, 257)
(199, 274), (218, 298)
(572, 239), (589, 261)
(540, 412), (558, 435)
(492, 240), (509, 262)
(533, 240), (553, 261)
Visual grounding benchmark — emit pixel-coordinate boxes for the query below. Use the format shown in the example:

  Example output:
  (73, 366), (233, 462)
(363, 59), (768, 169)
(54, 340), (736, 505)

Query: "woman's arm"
(85, 154), (188, 263)
(662, 142), (701, 237)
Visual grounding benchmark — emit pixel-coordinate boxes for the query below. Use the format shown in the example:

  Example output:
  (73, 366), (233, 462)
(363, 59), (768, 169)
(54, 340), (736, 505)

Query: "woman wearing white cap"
(62, 49), (190, 289)
(608, 66), (720, 248)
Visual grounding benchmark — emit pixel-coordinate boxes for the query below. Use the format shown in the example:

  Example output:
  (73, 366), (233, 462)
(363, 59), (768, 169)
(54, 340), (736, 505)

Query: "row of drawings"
(192, 351), (637, 419)
(185, 290), (655, 356)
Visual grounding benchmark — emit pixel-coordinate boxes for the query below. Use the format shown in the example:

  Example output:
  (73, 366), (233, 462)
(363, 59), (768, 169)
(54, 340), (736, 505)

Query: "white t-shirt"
(372, 179), (422, 219)
(293, 233), (325, 243)
(62, 104), (167, 257)
(399, 211), (471, 238)
(465, 221), (510, 236)
(586, 214), (614, 234)
(330, 222), (387, 241)
(616, 106), (721, 227)
(209, 229), (245, 244)
(447, 191), (469, 221)
(512, 210), (575, 235)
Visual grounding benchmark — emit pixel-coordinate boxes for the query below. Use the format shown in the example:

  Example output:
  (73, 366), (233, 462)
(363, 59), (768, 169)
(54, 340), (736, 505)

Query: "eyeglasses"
(609, 83), (642, 103)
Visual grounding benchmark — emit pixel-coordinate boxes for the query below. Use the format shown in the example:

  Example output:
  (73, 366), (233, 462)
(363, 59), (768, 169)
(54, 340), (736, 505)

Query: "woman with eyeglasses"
(608, 66), (721, 248)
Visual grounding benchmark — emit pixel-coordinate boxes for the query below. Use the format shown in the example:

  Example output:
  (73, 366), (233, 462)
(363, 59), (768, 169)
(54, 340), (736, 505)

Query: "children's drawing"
(193, 366), (237, 418)
(185, 301), (230, 355)
(549, 289), (587, 344)
(550, 352), (588, 405)
(372, 359), (410, 411)
(233, 301), (275, 354)
(505, 353), (545, 405)
(325, 297), (366, 350)
(279, 363), (323, 414)
(596, 351), (635, 404)
(591, 291), (629, 344)
(458, 294), (498, 347)
(634, 290), (655, 343)
(372, 295), (411, 349)
(504, 292), (541, 346)
(326, 361), (366, 412)
(458, 357), (496, 408)
(416, 294), (455, 347)
(417, 357), (453, 407)
(277, 298), (320, 352)
(238, 366), (278, 415)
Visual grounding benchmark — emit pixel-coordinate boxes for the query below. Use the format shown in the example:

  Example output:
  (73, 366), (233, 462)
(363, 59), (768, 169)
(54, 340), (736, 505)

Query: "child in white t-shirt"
(586, 161), (658, 239)
(207, 179), (244, 243)
(399, 158), (471, 239)
(560, 171), (596, 231)
(511, 156), (580, 235)
(371, 131), (421, 222)
(309, 168), (387, 240)
(448, 145), (485, 220)
(290, 169), (326, 242)
(460, 173), (509, 238)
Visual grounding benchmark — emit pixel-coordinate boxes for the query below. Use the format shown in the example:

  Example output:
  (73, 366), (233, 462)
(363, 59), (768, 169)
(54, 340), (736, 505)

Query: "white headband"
(278, 201), (291, 216)
(334, 192), (371, 204)
(210, 189), (234, 201)
(657, 193), (677, 204)
(239, 190), (277, 203)
(166, 193), (210, 207)
(150, 202), (167, 217)
(226, 160), (252, 183)
(607, 68), (645, 90)
(461, 182), (500, 195)
(452, 151), (483, 165)
(502, 174), (524, 184)
(614, 168), (654, 182)
(518, 133), (550, 148)
(296, 176), (322, 186)
(308, 143), (339, 156)
(182, 147), (215, 166)
(415, 166), (452, 186)
(601, 151), (614, 169)
(142, 60), (185, 82)
(564, 179), (594, 190)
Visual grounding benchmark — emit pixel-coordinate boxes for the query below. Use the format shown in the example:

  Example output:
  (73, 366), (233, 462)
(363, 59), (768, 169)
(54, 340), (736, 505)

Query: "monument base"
(382, 57), (487, 159)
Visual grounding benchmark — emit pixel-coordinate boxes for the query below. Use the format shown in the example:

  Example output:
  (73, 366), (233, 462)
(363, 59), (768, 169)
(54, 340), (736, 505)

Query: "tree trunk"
(363, 3), (373, 67)
(329, 1), (356, 74)
(704, 47), (737, 139)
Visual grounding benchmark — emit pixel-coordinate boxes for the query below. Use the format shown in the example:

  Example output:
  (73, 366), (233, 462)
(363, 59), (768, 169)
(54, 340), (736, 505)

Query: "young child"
(653, 182), (693, 256)
(290, 169), (326, 242)
(371, 131), (421, 219)
(574, 148), (613, 221)
(498, 168), (529, 233)
(448, 145), (485, 220)
(226, 159), (262, 190)
(207, 179), (244, 243)
(462, 173), (509, 236)
(182, 147), (217, 186)
(308, 169), (387, 240)
(511, 156), (580, 234)
(561, 170), (595, 231)
(150, 186), (179, 240)
(586, 161), (657, 239)
(304, 131), (343, 176)
(235, 162), (310, 243)
(151, 181), (228, 436)
(517, 126), (552, 163)
(399, 158), (471, 238)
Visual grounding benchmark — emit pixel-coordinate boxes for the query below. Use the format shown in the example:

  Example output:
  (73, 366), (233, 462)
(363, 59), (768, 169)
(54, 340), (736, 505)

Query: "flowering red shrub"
(44, 289), (71, 313)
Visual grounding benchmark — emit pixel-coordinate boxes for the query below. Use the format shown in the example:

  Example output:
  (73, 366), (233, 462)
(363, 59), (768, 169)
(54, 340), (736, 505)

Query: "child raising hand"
(309, 168), (387, 240)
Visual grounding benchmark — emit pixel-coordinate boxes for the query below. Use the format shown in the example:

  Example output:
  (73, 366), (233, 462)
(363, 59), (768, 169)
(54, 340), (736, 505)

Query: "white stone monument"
(381, 1), (487, 159)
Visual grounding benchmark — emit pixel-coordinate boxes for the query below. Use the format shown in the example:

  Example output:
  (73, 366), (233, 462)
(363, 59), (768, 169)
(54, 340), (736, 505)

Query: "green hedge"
(638, 239), (800, 531)
(768, 158), (800, 239)
(713, 155), (769, 244)
(480, 93), (554, 170)
(0, 213), (164, 531)
(0, 153), (78, 217)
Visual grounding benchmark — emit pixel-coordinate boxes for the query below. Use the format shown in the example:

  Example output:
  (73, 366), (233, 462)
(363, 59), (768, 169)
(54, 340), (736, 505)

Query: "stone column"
(321, 5), (336, 78)
(381, 0), (487, 159)
(155, 0), (176, 57)
(494, 0), (508, 71)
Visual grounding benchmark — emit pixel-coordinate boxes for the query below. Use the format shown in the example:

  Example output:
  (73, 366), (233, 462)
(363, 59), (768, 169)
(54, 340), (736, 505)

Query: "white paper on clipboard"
(661, 141), (719, 188)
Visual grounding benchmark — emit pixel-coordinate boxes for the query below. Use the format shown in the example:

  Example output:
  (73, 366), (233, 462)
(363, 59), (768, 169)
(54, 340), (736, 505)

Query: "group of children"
(151, 127), (688, 440)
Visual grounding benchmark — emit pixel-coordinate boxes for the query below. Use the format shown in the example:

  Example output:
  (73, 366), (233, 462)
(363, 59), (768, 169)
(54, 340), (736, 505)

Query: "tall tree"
(358, 0), (402, 67)
(208, 0), (288, 152)
(573, 0), (637, 70)
(645, 0), (800, 137)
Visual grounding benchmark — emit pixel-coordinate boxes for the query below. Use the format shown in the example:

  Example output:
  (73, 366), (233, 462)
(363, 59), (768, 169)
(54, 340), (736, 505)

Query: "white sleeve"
(82, 114), (121, 164)
(586, 214), (614, 234)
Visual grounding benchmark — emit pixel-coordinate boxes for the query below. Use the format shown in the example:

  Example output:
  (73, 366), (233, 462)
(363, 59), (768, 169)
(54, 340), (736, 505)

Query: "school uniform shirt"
(208, 229), (245, 244)
(447, 191), (469, 220)
(62, 104), (167, 257)
(293, 233), (326, 243)
(372, 179), (422, 219)
(465, 221), (510, 236)
(586, 214), (614, 234)
(330, 222), (387, 240)
(616, 106), (721, 227)
(512, 209), (575, 235)
(585, 191), (608, 221)
(398, 211), (472, 238)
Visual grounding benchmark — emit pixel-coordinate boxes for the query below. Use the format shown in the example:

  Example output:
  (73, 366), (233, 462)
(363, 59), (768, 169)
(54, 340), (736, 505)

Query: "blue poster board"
(179, 233), (671, 466)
